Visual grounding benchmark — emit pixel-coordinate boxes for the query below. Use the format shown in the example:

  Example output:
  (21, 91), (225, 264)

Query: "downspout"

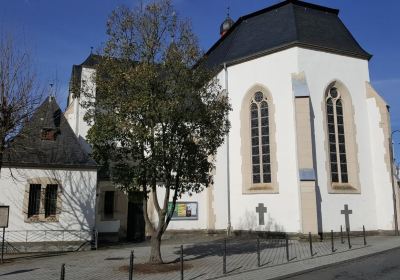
(224, 63), (232, 236)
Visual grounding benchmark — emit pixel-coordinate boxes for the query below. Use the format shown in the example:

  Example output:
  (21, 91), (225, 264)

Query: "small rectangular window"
(45, 184), (58, 217)
(41, 128), (58, 141)
(104, 191), (115, 218)
(28, 184), (41, 217)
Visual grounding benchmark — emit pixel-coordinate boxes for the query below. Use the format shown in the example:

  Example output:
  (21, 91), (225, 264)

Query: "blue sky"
(1, 0), (399, 159)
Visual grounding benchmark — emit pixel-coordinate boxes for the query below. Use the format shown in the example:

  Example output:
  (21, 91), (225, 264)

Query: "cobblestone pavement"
(0, 235), (399, 280)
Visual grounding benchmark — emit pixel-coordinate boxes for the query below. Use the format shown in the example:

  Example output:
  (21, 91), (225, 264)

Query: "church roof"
(2, 97), (97, 169)
(203, 0), (371, 69)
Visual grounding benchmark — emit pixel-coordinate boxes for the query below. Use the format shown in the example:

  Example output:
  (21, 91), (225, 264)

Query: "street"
(287, 247), (400, 280)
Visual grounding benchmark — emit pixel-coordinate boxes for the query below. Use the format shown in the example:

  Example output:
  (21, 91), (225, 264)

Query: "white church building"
(2, 0), (397, 245)
(64, 0), (400, 239)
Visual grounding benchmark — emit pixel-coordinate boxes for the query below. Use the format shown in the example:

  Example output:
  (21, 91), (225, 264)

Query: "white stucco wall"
(366, 97), (395, 230)
(0, 167), (97, 240)
(297, 47), (394, 232)
(214, 48), (302, 233)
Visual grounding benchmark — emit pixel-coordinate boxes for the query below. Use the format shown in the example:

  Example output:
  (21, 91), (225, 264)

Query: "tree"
(84, 0), (231, 264)
(0, 35), (41, 176)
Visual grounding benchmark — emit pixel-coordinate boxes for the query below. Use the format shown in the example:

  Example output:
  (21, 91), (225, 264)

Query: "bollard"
(331, 230), (335, 253)
(285, 235), (289, 262)
(257, 237), (260, 267)
(309, 232), (313, 257)
(60, 264), (65, 280)
(340, 225), (344, 244)
(347, 229), (352, 249)
(222, 238), (227, 274)
(180, 245), (184, 280)
(1, 228), (4, 264)
(129, 250), (134, 280)
(363, 225), (367, 246)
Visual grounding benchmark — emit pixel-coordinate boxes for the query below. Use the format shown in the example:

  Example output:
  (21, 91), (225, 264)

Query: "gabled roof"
(203, 0), (371, 69)
(2, 97), (97, 169)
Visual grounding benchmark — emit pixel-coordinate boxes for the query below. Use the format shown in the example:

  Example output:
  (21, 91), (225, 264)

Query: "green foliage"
(84, 0), (230, 237)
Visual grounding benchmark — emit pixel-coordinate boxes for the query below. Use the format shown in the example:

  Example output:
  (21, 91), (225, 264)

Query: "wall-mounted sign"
(0, 206), (10, 228)
(168, 202), (198, 220)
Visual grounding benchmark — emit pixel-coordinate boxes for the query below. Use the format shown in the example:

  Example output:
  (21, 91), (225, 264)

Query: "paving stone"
(0, 236), (399, 280)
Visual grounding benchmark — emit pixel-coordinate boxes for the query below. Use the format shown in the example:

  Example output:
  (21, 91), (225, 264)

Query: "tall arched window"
(250, 92), (271, 184)
(326, 87), (348, 183)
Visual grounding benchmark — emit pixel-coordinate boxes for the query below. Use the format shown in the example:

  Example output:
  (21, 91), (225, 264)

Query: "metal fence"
(1, 229), (96, 254)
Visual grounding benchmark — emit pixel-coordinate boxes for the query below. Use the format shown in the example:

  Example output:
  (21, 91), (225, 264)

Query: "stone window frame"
(322, 81), (360, 194)
(23, 177), (63, 223)
(241, 84), (279, 194)
(98, 185), (119, 221)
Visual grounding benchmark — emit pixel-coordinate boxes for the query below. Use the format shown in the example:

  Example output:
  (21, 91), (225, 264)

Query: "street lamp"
(390, 130), (400, 236)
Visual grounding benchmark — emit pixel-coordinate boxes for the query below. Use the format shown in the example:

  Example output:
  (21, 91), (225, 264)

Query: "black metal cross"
(341, 204), (353, 231)
(256, 203), (267, 225)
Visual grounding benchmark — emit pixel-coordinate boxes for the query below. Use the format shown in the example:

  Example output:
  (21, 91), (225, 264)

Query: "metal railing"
(1, 229), (96, 254)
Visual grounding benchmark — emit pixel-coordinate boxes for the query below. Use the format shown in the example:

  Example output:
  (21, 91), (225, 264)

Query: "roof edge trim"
(211, 42), (372, 71)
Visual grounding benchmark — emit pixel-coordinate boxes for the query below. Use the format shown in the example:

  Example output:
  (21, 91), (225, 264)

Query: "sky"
(1, 0), (399, 160)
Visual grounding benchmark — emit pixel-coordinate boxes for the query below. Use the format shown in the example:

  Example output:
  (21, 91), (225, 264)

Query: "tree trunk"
(148, 233), (163, 264)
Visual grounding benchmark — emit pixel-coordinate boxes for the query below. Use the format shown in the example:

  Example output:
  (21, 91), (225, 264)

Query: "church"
(64, 0), (400, 239)
(1, 0), (398, 244)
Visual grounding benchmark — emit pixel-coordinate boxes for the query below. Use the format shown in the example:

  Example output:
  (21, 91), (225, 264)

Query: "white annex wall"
(0, 167), (97, 236)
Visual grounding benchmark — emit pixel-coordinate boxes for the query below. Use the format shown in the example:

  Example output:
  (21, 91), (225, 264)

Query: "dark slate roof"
(2, 97), (97, 169)
(203, 0), (371, 69)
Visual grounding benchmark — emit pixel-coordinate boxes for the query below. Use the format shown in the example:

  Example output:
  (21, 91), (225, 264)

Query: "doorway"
(127, 193), (145, 242)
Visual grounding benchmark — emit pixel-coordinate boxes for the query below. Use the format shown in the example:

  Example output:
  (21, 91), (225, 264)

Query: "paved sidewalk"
(0, 235), (399, 280)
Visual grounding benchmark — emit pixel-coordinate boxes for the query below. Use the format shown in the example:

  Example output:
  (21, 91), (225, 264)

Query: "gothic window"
(326, 87), (348, 183)
(45, 184), (58, 217)
(250, 92), (271, 184)
(28, 184), (41, 217)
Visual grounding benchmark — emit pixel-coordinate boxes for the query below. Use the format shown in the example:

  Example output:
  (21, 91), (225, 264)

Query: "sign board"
(168, 202), (198, 220)
(0, 206), (9, 228)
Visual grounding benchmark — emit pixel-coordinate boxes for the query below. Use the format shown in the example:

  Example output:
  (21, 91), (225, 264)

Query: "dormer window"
(41, 128), (57, 141)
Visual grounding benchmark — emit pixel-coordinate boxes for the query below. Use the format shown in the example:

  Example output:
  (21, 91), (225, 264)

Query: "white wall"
(367, 96), (394, 230)
(0, 167), (97, 239)
(65, 67), (96, 153)
(214, 48), (302, 233)
(297, 47), (394, 231)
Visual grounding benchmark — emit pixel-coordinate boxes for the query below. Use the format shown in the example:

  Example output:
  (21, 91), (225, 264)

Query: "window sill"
(24, 215), (59, 223)
(243, 183), (279, 194)
(329, 183), (360, 194)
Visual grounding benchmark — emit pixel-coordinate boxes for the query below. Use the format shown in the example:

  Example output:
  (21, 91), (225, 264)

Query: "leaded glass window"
(45, 184), (58, 217)
(28, 184), (41, 217)
(326, 87), (348, 183)
(250, 92), (271, 184)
